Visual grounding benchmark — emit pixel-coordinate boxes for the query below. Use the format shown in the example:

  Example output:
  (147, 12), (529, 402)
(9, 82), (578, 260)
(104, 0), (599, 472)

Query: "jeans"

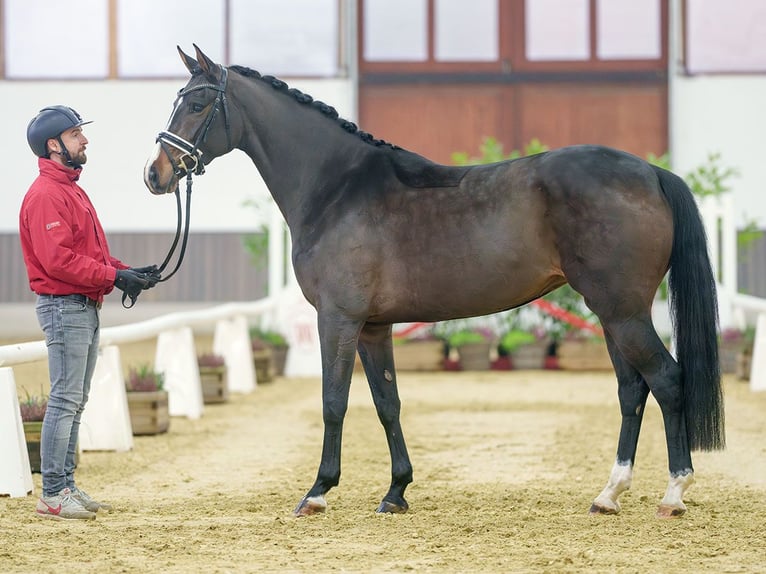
(36, 294), (100, 497)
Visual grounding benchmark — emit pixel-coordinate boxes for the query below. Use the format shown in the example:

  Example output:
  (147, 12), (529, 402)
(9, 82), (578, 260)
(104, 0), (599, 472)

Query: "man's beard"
(72, 150), (87, 165)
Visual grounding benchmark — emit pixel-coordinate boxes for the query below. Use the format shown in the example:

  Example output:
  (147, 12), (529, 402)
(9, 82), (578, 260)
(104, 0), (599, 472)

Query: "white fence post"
(213, 315), (256, 393)
(0, 367), (34, 497)
(155, 327), (204, 419)
(79, 345), (134, 452)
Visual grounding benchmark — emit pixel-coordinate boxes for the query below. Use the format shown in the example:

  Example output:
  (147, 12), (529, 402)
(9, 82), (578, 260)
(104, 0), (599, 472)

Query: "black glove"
(114, 269), (152, 308)
(130, 264), (158, 275)
(129, 264), (162, 288)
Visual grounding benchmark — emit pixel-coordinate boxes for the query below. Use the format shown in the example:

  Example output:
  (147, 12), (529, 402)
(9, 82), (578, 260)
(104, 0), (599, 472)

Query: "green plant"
(19, 390), (47, 422)
(452, 137), (548, 166)
(250, 326), (288, 347)
(446, 327), (494, 348)
(497, 330), (537, 354)
(126, 364), (165, 392)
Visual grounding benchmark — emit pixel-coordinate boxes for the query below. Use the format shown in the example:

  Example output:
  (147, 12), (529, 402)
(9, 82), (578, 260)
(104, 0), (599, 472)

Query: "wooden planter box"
(736, 350), (752, 381)
(253, 348), (273, 383)
(557, 339), (613, 371)
(23, 420), (79, 473)
(200, 366), (229, 404)
(23, 421), (43, 473)
(394, 340), (445, 371)
(127, 390), (170, 435)
(269, 345), (289, 377)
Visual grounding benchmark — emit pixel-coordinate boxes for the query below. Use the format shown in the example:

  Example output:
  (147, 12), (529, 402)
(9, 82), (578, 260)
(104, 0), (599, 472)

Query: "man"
(20, 105), (160, 520)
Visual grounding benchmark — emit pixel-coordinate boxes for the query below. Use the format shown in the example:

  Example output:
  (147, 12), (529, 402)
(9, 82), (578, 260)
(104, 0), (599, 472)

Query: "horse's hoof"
(656, 504), (686, 518)
(293, 496), (327, 517)
(588, 502), (619, 516)
(377, 499), (409, 514)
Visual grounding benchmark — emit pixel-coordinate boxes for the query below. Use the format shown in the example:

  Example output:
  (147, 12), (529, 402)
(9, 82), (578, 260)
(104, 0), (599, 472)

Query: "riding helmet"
(26, 105), (93, 158)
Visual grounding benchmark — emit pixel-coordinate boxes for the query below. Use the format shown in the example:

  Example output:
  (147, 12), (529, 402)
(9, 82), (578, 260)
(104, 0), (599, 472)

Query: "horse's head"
(144, 45), (235, 195)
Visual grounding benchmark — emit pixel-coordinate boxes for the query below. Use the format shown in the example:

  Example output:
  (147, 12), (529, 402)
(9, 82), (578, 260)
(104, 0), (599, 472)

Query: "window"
(685, 0), (766, 74)
(360, 0), (666, 74)
(1, 0), (341, 79)
(5, 0), (109, 79)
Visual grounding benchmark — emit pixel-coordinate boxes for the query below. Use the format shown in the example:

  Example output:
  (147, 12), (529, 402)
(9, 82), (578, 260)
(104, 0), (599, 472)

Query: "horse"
(143, 45), (724, 519)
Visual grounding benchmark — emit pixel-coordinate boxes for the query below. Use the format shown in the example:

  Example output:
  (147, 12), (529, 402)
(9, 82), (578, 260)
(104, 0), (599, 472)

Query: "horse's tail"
(653, 165), (725, 451)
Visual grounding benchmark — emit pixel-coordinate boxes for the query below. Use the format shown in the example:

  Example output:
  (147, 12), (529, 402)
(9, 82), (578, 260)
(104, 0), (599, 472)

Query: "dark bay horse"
(144, 45), (724, 518)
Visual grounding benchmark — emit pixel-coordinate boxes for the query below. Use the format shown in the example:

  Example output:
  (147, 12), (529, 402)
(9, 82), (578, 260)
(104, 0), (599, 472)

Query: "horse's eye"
(189, 102), (205, 113)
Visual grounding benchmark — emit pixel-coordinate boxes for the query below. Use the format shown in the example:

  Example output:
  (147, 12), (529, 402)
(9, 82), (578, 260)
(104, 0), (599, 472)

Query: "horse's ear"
(177, 46), (199, 74)
(193, 44), (221, 81)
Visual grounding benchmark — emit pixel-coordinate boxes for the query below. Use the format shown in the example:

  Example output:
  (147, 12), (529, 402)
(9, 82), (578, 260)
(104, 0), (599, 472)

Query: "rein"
(123, 65), (230, 309)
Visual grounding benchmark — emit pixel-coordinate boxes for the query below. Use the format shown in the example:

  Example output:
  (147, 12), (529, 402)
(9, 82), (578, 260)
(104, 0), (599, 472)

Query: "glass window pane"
(118, 0), (225, 78)
(435, 0), (498, 62)
(230, 0), (338, 76)
(686, 0), (766, 73)
(525, 0), (590, 61)
(597, 0), (661, 60)
(364, 0), (428, 62)
(5, 0), (108, 78)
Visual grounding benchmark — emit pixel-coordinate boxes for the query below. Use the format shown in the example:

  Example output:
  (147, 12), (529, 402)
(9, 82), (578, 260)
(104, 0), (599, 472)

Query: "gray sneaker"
(36, 488), (96, 520)
(71, 487), (113, 513)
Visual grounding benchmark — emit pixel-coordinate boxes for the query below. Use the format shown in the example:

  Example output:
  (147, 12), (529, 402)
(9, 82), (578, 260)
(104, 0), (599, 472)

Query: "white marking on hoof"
(590, 460), (633, 514)
(657, 470), (694, 518)
(293, 495), (327, 517)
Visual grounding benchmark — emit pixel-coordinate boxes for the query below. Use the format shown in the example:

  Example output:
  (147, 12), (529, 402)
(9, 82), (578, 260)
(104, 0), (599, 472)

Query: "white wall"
(3, 78), (354, 234)
(669, 0), (766, 230)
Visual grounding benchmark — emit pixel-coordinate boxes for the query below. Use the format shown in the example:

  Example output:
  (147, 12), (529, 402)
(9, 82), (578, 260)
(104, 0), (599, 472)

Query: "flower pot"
(456, 341), (492, 371)
(511, 341), (548, 370)
(394, 340), (445, 371)
(126, 390), (170, 435)
(719, 343), (742, 374)
(200, 365), (229, 404)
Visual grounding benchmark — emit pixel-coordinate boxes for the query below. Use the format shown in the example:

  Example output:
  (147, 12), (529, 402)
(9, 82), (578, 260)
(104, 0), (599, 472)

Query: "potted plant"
(250, 326), (289, 377)
(125, 364), (169, 435)
(19, 391), (47, 473)
(198, 352), (229, 404)
(392, 324), (445, 372)
(493, 308), (550, 370)
(441, 324), (495, 371)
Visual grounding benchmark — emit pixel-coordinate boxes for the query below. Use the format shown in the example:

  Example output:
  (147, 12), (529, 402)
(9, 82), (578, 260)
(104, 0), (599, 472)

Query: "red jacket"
(19, 158), (127, 303)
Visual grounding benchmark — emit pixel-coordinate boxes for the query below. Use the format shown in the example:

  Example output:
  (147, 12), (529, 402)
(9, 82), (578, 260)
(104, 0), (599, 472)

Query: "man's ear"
(46, 138), (58, 155)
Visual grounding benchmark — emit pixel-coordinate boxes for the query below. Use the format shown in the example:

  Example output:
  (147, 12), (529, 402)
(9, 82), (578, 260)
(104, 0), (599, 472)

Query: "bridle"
(141, 65), (232, 301)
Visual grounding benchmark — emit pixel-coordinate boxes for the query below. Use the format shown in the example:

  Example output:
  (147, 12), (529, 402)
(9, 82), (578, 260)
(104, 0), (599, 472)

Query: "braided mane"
(228, 65), (398, 150)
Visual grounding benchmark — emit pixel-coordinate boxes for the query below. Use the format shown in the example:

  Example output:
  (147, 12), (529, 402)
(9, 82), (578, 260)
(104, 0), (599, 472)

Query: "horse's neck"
(235, 84), (369, 227)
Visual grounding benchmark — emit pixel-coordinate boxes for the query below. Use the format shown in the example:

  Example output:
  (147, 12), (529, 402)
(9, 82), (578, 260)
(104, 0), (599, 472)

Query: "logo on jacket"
(45, 221), (61, 230)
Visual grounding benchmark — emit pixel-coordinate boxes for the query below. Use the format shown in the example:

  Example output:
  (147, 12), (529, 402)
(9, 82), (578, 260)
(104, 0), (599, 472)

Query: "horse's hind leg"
(594, 314), (694, 518)
(590, 331), (650, 515)
(357, 323), (413, 513)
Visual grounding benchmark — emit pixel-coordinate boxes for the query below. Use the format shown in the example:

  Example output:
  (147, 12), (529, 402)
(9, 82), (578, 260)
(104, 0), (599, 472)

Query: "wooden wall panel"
(359, 82), (667, 166)
(515, 83), (668, 158)
(358, 84), (514, 165)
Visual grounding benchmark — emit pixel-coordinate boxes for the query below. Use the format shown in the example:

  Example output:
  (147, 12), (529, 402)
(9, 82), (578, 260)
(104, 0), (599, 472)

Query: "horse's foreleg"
(591, 333), (650, 515)
(293, 314), (361, 517)
(358, 323), (413, 514)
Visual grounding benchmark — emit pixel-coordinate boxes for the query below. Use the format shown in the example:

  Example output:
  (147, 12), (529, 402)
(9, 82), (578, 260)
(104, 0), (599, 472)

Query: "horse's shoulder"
(386, 149), (470, 189)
